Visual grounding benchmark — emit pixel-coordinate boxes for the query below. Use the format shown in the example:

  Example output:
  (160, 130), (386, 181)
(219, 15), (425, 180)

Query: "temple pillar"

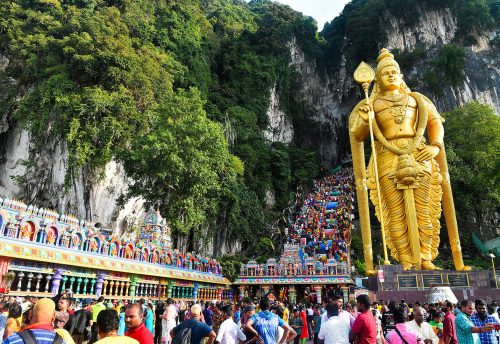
(167, 281), (173, 298)
(261, 285), (271, 295)
(238, 286), (246, 301)
(0, 258), (12, 292)
(35, 274), (43, 292)
(83, 278), (89, 294)
(217, 288), (223, 301)
(193, 283), (199, 301)
(26, 272), (34, 291)
(45, 275), (52, 293)
(102, 280), (109, 296)
(288, 286), (297, 305)
(51, 269), (63, 295)
(69, 276), (75, 291)
(129, 277), (138, 297)
(341, 286), (349, 304)
(314, 286), (322, 304)
(76, 277), (82, 294)
(90, 278), (96, 294)
(95, 274), (105, 297)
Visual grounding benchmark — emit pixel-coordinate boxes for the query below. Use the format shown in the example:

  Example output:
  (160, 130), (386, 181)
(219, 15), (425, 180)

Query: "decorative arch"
(70, 232), (83, 249)
(151, 250), (160, 264)
(0, 211), (5, 236)
(45, 226), (59, 245)
(142, 247), (150, 262)
(89, 236), (101, 253)
(177, 253), (185, 268)
(122, 244), (135, 260)
(108, 239), (120, 257)
(165, 252), (173, 266)
(19, 218), (38, 241)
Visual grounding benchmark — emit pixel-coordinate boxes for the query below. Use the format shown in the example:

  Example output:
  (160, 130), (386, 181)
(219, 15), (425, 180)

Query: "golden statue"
(349, 49), (470, 275)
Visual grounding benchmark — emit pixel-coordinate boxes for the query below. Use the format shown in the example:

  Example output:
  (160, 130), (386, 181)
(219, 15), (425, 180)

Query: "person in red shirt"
(349, 294), (377, 344)
(125, 303), (154, 344)
(442, 301), (458, 344)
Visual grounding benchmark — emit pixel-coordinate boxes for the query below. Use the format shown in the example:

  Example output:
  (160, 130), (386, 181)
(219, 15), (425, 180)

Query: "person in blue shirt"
(203, 303), (214, 328)
(171, 304), (216, 344)
(245, 297), (294, 344)
(471, 299), (499, 344)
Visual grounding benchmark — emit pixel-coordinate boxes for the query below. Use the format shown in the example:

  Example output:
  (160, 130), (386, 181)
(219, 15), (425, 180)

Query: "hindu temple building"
(234, 167), (355, 304)
(0, 197), (231, 302)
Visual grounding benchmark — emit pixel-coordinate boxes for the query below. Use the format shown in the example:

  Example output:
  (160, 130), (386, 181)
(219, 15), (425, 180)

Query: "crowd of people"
(288, 168), (355, 264)
(2, 289), (499, 344)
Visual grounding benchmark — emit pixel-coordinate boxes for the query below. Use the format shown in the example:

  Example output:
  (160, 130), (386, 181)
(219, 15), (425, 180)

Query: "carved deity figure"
(20, 224), (32, 239)
(350, 49), (469, 273)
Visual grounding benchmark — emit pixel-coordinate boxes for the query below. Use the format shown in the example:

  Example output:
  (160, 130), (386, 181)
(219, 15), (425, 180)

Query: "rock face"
(0, 126), (145, 233)
(378, 5), (500, 114)
(263, 83), (294, 145)
(0, 2), (498, 254)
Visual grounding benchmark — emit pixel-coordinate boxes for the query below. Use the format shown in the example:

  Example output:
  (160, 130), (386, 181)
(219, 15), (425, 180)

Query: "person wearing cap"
(95, 309), (138, 343)
(171, 304), (216, 344)
(124, 303), (154, 344)
(65, 300), (93, 344)
(3, 298), (64, 344)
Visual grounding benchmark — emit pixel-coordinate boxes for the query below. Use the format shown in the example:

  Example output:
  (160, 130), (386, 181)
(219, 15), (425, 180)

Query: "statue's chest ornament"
(378, 94), (410, 124)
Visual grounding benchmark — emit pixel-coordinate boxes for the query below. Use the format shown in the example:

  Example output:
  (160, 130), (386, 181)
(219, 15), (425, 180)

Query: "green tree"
(444, 102), (500, 231)
(122, 88), (238, 235)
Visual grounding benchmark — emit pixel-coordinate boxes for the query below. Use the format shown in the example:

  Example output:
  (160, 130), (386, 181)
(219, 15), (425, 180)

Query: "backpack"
(17, 330), (64, 344)
(172, 321), (197, 344)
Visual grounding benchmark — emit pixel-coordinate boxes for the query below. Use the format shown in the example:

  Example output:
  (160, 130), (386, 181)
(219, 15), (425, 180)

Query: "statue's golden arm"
(426, 114), (444, 146)
(350, 101), (370, 142)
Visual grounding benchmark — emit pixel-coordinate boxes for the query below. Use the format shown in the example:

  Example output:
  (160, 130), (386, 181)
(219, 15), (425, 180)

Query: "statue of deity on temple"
(349, 49), (469, 274)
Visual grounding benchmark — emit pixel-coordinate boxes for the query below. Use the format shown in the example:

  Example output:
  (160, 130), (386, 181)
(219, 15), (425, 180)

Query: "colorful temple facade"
(234, 169), (356, 304)
(0, 197), (231, 302)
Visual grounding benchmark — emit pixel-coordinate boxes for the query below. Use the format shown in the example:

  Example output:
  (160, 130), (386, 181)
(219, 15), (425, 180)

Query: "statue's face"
(378, 65), (401, 91)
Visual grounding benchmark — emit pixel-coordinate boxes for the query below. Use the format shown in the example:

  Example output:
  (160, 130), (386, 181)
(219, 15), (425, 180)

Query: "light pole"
(490, 253), (498, 289)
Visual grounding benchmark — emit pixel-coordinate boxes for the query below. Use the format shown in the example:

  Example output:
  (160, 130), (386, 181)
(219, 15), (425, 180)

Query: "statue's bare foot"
(365, 269), (377, 277)
(457, 265), (472, 271)
(401, 261), (413, 270)
(422, 261), (442, 270)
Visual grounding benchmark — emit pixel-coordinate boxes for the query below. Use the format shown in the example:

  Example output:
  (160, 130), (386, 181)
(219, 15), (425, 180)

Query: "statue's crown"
(376, 48), (400, 78)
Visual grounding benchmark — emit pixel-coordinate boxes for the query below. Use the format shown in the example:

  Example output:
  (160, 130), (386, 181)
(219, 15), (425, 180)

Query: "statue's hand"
(358, 101), (371, 123)
(415, 145), (439, 162)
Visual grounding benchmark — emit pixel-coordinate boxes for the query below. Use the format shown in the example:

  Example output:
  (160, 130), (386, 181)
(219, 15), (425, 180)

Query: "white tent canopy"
(426, 286), (458, 304)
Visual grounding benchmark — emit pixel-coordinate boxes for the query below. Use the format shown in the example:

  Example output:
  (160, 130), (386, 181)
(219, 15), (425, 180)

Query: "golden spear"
(353, 62), (390, 266)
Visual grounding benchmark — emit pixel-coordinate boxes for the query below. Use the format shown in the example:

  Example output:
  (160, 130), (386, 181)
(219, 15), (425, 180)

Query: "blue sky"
(273, 0), (351, 30)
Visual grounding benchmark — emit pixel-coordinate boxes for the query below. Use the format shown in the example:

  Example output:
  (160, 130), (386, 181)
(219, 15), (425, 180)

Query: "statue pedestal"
(371, 264), (500, 303)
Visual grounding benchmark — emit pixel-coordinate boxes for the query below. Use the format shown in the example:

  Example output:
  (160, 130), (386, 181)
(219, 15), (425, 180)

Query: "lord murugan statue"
(349, 49), (470, 275)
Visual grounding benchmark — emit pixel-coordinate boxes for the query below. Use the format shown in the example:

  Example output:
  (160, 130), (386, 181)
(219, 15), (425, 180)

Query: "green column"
(166, 281), (173, 298)
(61, 276), (68, 291)
(83, 278), (89, 294)
(181, 287), (186, 298)
(129, 276), (139, 297)
(68, 276), (75, 291)
(90, 278), (96, 294)
(76, 277), (83, 294)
